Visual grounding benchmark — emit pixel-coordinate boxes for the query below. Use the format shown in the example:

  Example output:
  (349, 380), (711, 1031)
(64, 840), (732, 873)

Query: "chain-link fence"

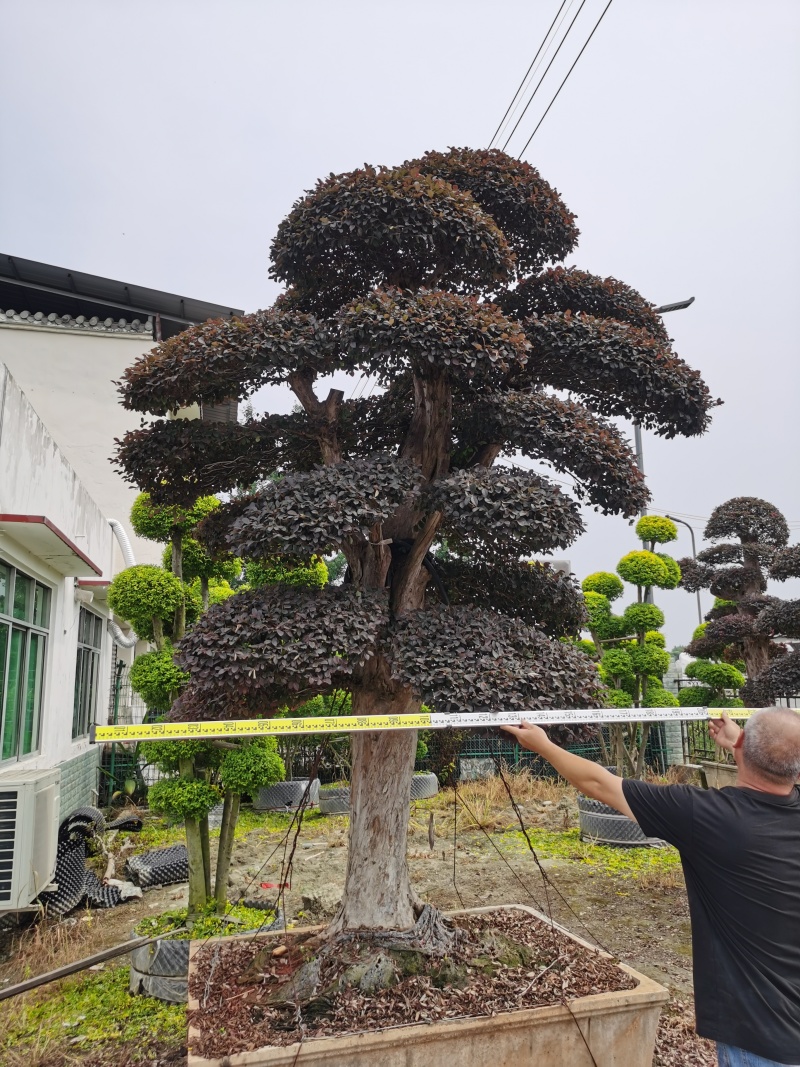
(98, 659), (164, 805)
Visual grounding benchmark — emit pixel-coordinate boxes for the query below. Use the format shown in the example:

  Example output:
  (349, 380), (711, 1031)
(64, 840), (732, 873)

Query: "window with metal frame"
(73, 606), (103, 739)
(0, 559), (50, 762)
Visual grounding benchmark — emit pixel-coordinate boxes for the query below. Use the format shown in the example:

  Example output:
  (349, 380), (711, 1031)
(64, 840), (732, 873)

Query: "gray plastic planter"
(577, 795), (660, 847)
(319, 773), (439, 816)
(130, 934), (190, 1003)
(410, 771), (439, 800)
(253, 778), (320, 811)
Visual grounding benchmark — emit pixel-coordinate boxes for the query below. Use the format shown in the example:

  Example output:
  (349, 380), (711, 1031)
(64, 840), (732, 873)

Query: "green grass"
(135, 901), (276, 939)
(126, 805), (330, 856)
(498, 827), (681, 879)
(0, 966), (184, 1059)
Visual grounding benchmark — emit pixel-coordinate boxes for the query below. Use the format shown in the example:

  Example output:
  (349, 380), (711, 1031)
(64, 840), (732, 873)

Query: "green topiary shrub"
(622, 602), (665, 633)
(163, 538), (241, 585)
(582, 572), (624, 601)
(655, 553), (681, 589)
(108, 566), (186, 628)
(644, 631), (666, 647)
(617, 550), (668, 588)
(685, 659), (745, 690)
(678, 685), (712, 707)
(604, 688), (635, 709)
(148, 777), (221, 822)
(628, 644), (671, 677)
(129, 646), (189, 712)
(218, 738), (285, 794)
(131, 493), (220, 542)
(642, 687), (679, 708)
(245, 556), (328, 589)
(635, 515), (678, 544)
(600, 647), (634, 680)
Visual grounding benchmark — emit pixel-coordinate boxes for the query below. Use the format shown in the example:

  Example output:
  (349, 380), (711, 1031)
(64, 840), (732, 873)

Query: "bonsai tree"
(678, 656), (744, 709)
(678, 497), (800, 703)
(582, 515), (680, 777)
(114, 148), (715, 942)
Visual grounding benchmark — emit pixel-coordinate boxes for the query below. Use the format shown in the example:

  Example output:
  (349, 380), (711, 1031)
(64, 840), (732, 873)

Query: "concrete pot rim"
(187, 904), (668, 1066)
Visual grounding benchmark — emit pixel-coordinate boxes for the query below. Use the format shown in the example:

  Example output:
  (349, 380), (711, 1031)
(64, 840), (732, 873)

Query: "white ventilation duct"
(107, 518), (138, 648)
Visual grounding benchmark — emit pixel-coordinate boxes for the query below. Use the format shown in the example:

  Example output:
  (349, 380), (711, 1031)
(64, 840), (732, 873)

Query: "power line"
(518, 0), (615, 157)
(489, 0), (571, 148)
(502, 0), (590, 153)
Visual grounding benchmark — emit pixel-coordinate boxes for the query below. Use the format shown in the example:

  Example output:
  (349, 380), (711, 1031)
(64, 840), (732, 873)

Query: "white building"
(0, 255), (241, 827)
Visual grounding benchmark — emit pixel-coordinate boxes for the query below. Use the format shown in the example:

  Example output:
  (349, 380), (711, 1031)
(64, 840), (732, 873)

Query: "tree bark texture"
(331, 725), (420, 933)
(214, 791), (241, 912)
(171, 529), (186, 642)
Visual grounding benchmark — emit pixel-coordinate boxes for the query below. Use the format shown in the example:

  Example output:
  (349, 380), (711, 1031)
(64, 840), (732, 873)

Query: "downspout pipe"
(107, 518), (138, 647)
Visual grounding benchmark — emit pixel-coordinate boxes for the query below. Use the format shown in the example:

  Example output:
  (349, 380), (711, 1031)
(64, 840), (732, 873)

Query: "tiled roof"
(0, 308), (153, 335)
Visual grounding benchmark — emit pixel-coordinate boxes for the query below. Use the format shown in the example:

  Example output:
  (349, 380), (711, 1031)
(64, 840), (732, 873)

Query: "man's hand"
(500, 719), (551, 753)
(708, 711), (742, 751)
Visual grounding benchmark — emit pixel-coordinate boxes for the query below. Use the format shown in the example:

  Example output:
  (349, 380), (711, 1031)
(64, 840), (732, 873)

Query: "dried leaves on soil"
(188, 910), (635, 1058)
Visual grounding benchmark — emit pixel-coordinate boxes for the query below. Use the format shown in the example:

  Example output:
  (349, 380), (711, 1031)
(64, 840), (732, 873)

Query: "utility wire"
(518, 0), (615, 157)
(489, 0), (570, 148)
(502, 0), (590, 152)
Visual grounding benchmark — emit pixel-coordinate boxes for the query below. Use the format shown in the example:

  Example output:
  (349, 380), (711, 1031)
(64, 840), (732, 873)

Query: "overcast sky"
(2, 0), (799, 646)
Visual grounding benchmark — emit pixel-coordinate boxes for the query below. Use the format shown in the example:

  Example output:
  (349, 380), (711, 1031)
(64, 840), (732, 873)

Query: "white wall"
(0, 366), (116, 777)
(0, 323), (161, 566)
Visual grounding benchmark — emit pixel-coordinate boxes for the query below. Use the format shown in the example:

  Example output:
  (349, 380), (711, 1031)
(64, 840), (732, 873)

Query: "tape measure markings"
(89, 706), (782, 744)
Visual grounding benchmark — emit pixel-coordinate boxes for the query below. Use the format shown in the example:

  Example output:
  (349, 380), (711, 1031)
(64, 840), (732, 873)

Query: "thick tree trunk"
(331, 725), (420, 933)
(214, 791), (241, 912)
(742, 633), (771, 680)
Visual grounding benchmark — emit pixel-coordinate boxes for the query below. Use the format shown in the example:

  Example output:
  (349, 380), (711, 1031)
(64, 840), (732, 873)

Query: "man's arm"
(501, 721), (636, 820)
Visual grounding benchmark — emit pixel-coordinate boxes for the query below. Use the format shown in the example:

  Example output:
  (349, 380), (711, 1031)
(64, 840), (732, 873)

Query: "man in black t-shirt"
(502, 707), (800, 1067)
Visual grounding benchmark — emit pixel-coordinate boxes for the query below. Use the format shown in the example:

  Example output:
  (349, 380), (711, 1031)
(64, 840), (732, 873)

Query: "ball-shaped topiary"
(108, 566), (187, 631)
(600, 647), (634, 680)
(628, 643), (670, 677)
(604, 687), (635, 709)
(583, 590), (611, 627)
(582, 571), (624, 601)
(685, 659), (745, 691)
(218, 738), (285, 795)
(635, 515), (678, 544)
(131, 493), (221, 542)
(644, 630), (666, 647)
(642, 687), (679, 708)
(148, 777), (221, 822)
(129, 646), (189, 712)
(617, 550), (668, 588)
(622, 602), (665, 633)
(678, 686), (711, 707)
(655, 553), (681, 589)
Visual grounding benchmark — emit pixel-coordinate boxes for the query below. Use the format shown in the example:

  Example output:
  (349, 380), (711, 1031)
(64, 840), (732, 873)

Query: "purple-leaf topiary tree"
(679, 497), (800, 704)
(115, 148), (716, 940)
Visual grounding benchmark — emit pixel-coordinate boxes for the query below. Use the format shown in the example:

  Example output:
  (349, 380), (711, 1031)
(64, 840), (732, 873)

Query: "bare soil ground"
(0, 778), (716, 1066)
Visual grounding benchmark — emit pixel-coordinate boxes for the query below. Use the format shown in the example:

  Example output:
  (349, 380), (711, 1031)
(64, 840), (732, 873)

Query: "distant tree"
(679, 497), (800, 703)
(115, 148), (715, 942)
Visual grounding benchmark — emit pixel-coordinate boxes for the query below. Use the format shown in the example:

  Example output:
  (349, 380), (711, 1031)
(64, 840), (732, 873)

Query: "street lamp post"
(665, 514), (704, 626)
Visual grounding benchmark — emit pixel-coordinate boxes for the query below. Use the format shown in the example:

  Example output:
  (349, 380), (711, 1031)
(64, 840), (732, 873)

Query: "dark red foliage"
(709, 565), (767, 600)
(173, 585), (389, 718)
(770, 545), (800, 582)
(432, 555), (587, 637)
(385, 605), (603, 715)
(516, 314), (717, 438)
(453, 389), (648, 517)
(119, 307), (335, 416)
(703, 613), (754, 644)
(410, 148), (579, 273)
(425, 465), (583, 558)
(704, 497), (790, 548)
(742, 651), (800, 705)
(753, 600), (800, 639)
(499, 266), (670, 344)
(270, 165), (514, 298)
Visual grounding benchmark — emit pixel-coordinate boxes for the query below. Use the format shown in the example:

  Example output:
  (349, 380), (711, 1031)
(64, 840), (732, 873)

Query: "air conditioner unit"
(0, 768), (60, 912)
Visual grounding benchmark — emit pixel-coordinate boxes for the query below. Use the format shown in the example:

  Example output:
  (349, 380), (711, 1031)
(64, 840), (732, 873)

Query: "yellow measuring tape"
(89, 707), (773, 744)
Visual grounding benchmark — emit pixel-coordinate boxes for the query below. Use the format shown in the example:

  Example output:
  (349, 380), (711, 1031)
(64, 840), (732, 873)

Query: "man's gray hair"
(742, 707), (800, 785)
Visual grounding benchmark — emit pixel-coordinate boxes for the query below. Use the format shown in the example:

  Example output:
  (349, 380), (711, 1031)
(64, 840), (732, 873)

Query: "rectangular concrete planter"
(188, 905), (668, 1067)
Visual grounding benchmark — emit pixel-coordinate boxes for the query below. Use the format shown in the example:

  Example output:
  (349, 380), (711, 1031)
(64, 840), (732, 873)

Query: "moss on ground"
(1, 965), (184, 1059)
(499, 828), (681, 879)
